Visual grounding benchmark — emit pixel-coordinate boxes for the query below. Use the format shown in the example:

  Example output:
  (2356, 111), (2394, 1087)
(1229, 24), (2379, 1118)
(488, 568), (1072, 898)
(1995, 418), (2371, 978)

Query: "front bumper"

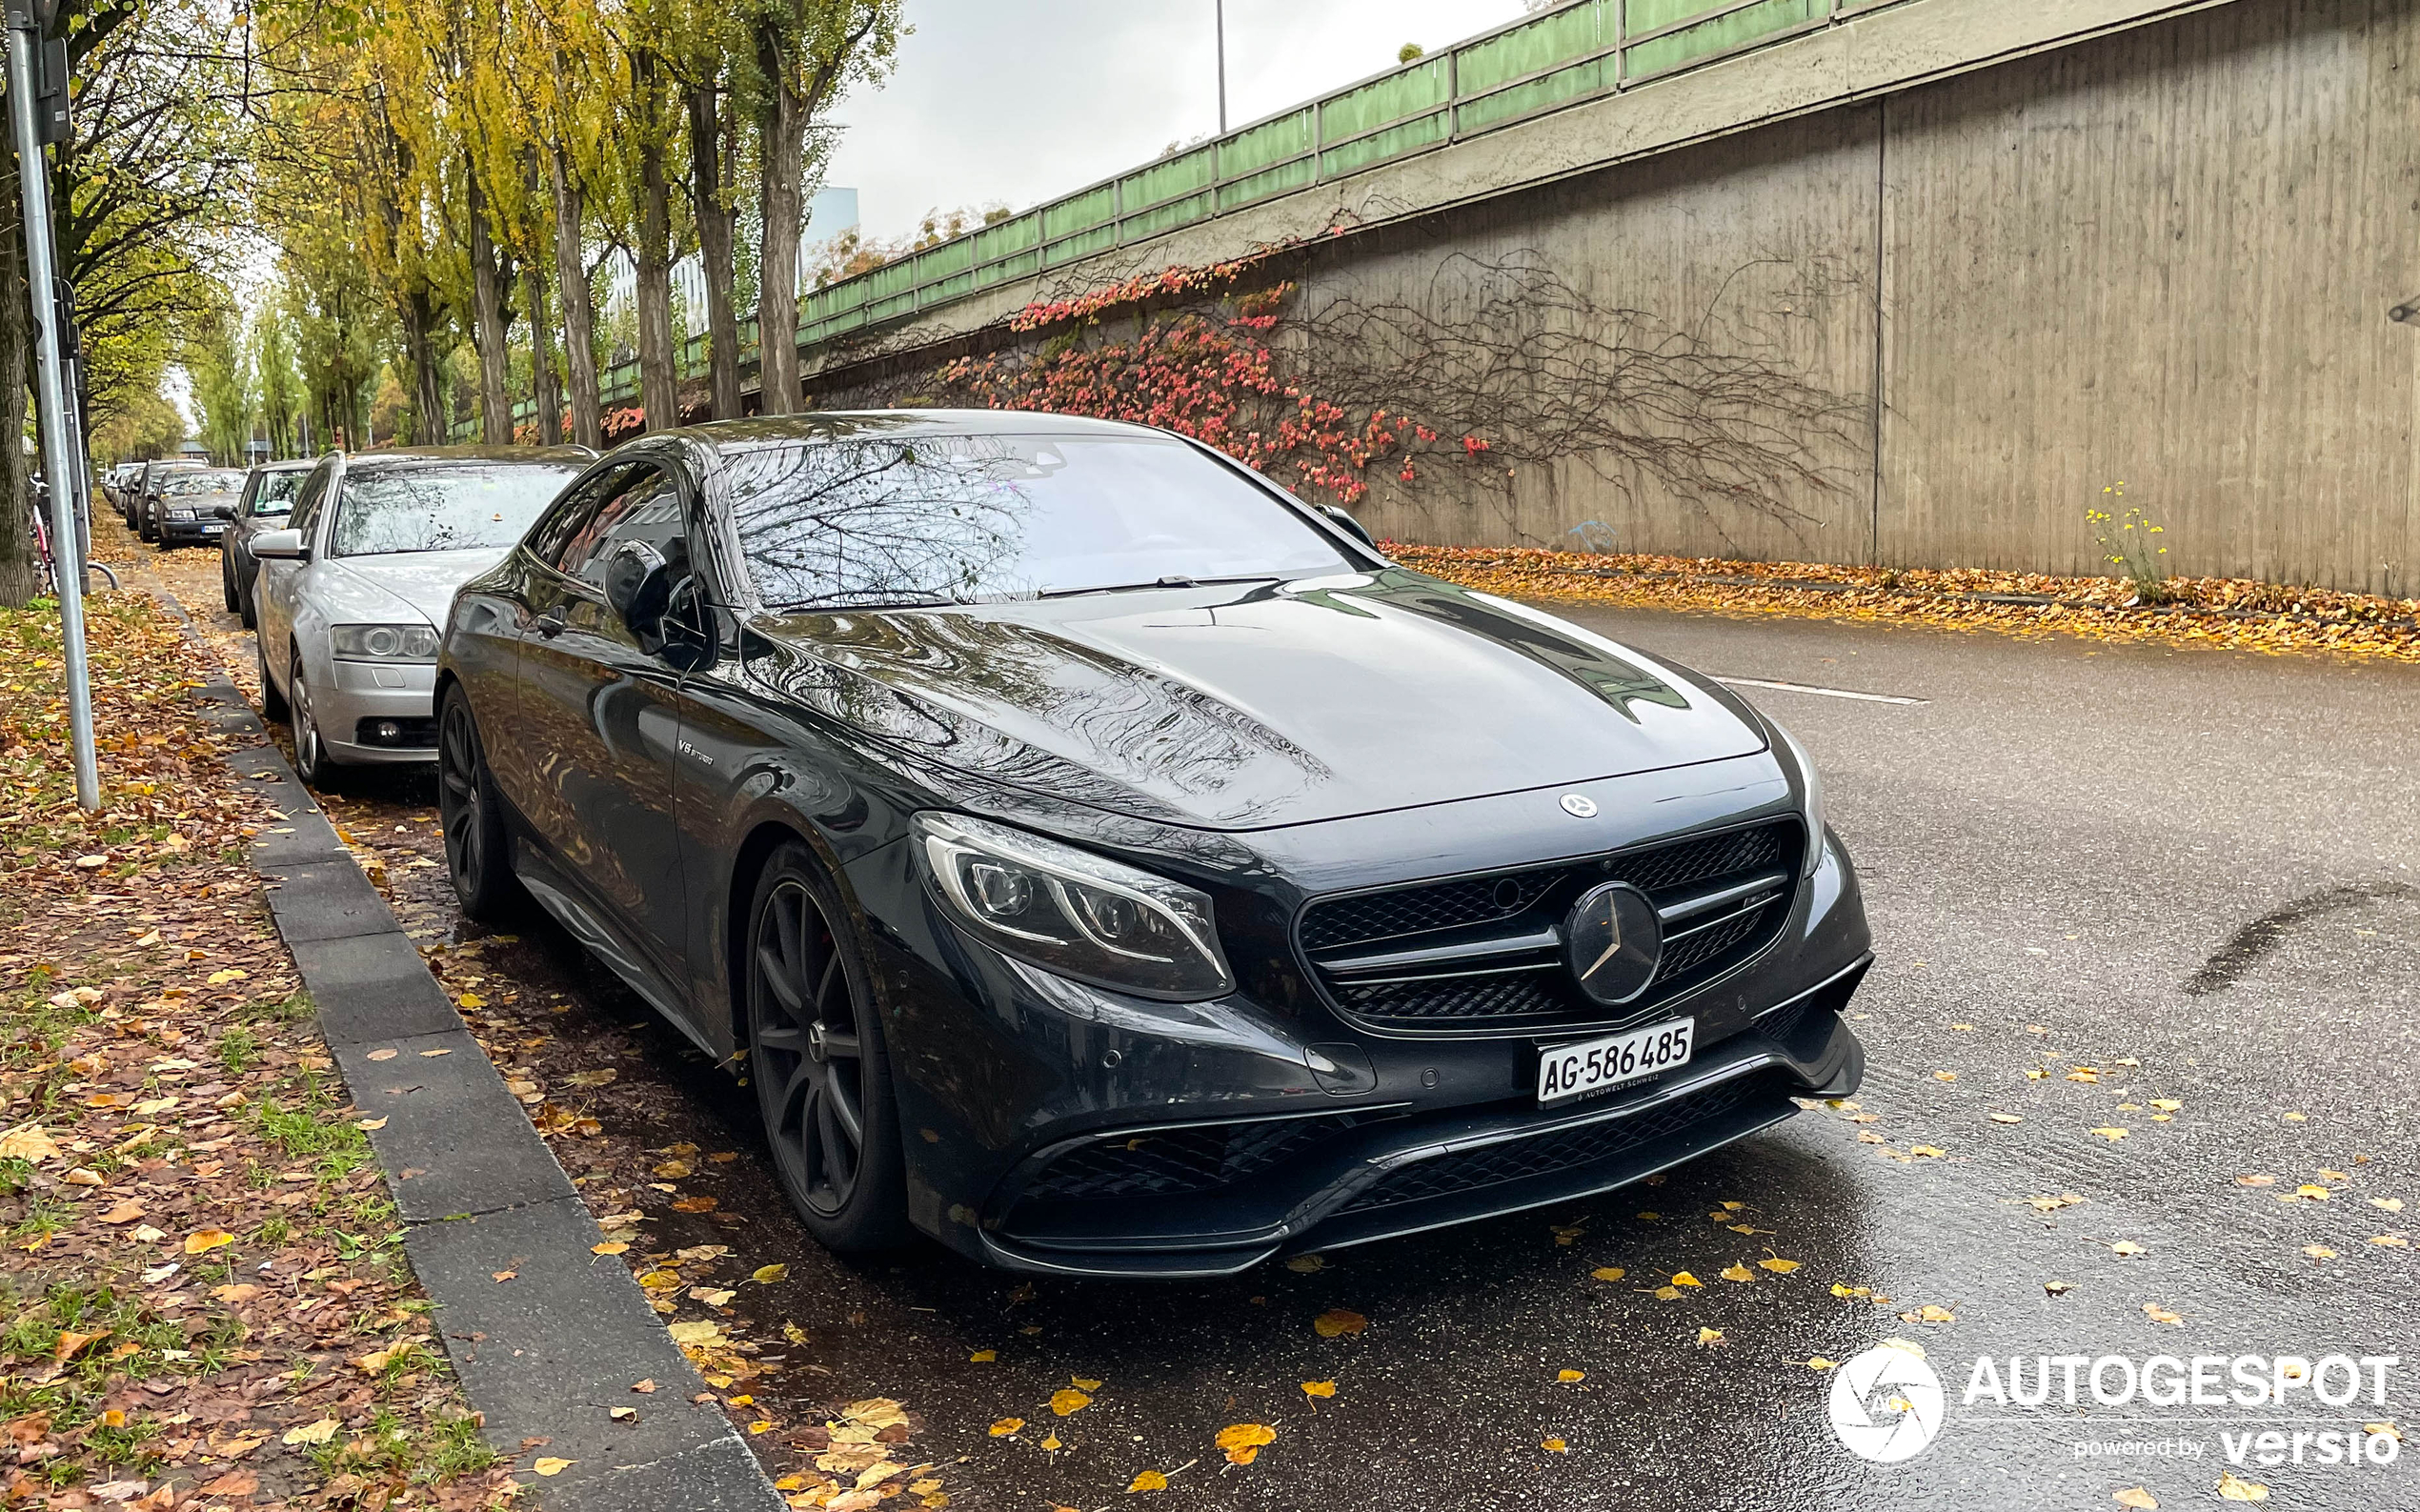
(315, 659), (440, 766)
(160, 518), (227, 547)
(857, 801), (1873, 1279)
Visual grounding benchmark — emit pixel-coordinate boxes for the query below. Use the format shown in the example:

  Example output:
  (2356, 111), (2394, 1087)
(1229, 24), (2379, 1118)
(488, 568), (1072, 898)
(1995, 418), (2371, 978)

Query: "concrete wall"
(807, 0), (2420, 593)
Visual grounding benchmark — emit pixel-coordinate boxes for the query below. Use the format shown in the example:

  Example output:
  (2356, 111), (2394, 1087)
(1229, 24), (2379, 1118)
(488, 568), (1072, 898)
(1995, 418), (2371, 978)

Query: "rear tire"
(438, 686), (525, 923)
(745, 844), (910, 1254)
(290, 653), (335, 790)
(221, 551), (240, 613)
(256, 638), (289, 723)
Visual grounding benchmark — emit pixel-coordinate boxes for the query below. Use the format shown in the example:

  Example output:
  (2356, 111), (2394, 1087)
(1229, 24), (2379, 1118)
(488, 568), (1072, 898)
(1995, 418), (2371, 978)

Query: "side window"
(560, 468), (690, 595)
(524, 463), (635, 573)
(286, 462), (334, 540)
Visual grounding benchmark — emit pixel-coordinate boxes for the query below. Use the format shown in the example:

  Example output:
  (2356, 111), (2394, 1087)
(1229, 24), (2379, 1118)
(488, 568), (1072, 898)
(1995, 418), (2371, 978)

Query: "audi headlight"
(1773, 720), (1826, 877)
(168, 507), (196, 521)
(912, 811), (1235, 1000)
(331, 622), (440, 662)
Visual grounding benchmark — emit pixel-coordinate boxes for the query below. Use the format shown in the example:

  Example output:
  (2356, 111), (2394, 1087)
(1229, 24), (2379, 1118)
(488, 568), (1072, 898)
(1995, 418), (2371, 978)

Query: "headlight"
(912, 811), (1235, 1000)
(1773, 720), (1825, 877)
(331, 623), (440, 662)
(168, 507), (195, 520)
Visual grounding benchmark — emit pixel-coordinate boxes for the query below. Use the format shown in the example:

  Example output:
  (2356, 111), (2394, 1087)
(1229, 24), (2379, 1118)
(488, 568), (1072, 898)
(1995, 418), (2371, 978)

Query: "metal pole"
(10, 10), (99, 811)
(1216, 0), (1227, 135)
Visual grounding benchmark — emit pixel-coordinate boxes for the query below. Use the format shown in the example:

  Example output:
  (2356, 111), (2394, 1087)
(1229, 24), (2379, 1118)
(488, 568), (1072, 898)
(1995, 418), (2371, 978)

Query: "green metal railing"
(467, 0), (1906, 441)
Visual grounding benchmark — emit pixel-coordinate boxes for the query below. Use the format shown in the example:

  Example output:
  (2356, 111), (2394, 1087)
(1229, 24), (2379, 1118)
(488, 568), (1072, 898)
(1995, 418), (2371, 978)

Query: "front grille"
(1297, 819), (1803, 1035)
(1023, 1114), (1360, 1201)
(1341, 1077), (1765, 1212)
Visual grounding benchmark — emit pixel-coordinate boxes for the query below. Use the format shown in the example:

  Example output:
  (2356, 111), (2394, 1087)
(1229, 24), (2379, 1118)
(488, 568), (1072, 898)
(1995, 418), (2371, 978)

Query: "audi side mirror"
(252, 528), (309, 561)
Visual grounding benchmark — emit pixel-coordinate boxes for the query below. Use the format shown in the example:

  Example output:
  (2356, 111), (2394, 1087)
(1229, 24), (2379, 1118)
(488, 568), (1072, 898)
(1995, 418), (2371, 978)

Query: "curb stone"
(164, 605), (784, 1510)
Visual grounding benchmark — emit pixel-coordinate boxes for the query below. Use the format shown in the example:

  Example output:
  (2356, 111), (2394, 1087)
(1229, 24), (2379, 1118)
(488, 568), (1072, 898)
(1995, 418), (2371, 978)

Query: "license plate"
(1537, 1018), (1695, 1104)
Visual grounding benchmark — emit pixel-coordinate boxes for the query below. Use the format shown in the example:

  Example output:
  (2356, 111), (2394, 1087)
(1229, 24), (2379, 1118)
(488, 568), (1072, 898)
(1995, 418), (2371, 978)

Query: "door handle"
(534, 607), (568, 639)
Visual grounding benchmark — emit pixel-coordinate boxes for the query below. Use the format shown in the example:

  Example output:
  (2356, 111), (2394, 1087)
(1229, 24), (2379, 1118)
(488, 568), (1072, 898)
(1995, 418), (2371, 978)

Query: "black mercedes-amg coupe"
(434, 412), (1871, 1278)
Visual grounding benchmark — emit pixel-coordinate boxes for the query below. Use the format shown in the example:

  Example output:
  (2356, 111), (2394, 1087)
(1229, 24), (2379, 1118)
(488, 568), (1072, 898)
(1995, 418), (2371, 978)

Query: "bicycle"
(26, 485), (119, 596)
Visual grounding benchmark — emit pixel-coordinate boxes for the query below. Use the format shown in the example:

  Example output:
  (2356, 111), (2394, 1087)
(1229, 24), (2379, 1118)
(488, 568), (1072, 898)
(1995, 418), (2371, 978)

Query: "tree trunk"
(402, 288), (446, 446)
(524, 264), (561, 447)
(467, 166), (513, 446)
(0, 150), (35, 609)
(688, 80), (742, 420)
(550, 145), (601, 450)
(754, 23), (806, 416)
(634, 52), (677, 433)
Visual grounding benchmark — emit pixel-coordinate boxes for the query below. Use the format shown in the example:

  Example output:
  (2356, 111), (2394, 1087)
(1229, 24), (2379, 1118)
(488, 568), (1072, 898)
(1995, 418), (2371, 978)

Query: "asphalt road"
(148, 540), (2418, 1512)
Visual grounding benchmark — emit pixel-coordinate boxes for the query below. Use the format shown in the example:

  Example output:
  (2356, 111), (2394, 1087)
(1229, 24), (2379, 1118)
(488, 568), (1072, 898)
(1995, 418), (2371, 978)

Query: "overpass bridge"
(486, 0), (2420, 593)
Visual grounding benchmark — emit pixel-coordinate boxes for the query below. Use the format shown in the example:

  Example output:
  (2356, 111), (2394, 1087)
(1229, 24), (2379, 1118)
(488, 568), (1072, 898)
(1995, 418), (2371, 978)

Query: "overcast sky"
(821, 0), (1529, 242)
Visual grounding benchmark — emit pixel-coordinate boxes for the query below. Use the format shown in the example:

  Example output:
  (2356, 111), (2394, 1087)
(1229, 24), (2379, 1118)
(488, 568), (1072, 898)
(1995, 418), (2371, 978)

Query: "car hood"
(325, 549), (512, 628)
(746, 568), (1769, 832)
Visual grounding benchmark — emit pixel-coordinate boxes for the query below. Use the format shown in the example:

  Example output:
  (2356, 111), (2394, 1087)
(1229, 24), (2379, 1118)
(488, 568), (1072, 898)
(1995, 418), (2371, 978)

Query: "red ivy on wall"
(931, 263), (1493, 510)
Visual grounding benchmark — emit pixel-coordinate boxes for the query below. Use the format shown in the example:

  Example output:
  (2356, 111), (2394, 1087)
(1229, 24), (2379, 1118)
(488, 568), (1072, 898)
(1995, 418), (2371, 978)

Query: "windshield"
(163, 473), (241, 497)
(331, 464), (577, 557)
(250, 470), (307, 516)
(726, 433), (1353, 609)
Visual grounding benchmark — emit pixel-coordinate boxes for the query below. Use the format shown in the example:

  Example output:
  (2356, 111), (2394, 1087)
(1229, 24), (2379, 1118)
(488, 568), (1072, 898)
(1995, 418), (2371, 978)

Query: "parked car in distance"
(434, 413), (1871, 1277)
(130, 457), (205, 539)
(103, 462), (140, 508)
(151, 469), (247, 549)
(252, 445), (592, 784)
(221, 458), (316, 627)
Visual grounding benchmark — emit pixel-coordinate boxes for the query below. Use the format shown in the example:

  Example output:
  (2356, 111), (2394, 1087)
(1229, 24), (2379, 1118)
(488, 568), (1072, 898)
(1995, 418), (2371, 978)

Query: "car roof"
(251, 458), (318, 474)
(672, 410), (1169, 458)
(344, 444), (595, 470)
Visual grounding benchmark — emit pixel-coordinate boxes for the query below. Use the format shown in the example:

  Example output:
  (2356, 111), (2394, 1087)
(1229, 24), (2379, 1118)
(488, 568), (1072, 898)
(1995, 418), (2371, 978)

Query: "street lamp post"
(1216, 0), (1227, 135)
(9, 0), (99, 811)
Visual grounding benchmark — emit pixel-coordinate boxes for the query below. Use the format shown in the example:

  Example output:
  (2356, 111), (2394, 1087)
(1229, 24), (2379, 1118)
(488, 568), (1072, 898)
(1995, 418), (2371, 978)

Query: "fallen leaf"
(1988, 1113), (2024, 1124)
(1651, 1286), (1681, 1300)
(283, 1419), (338, 1446)
(1805, 1357), (1839, 1370)
(2045, 1280), (2075, 1296)
(1049, 1389), (1092, 1416)
(1910, 1144), (1946, 1159)
(1556, 1368), (1584, 1382)
(752, 1263), (789, 1284)
(355, 1117), (387, 1130)
(2296, 1184), (2331, 1200)
(2111, 1240), (2148, 1258)
(366, 1048), (398, 1061)
(1542, 1437), (1567, 1453)
(592, 1241), (629, 1256)
(1284, 1254), (1324, 1273)
(1071, 1376), (1103, 1391)
(695, 1288), (736, 1307)
(1720, 1262), (1755, 1282)
(1313, 1308), (1367, 1338)
(2150, 1099), (2182, 1112)
(1695, 1327), (1726, 1347)
(0, 1123), (61, 1162)
(1669, 1271), (1704, 1288)
(2143, 1302), (2185, 1326)
(2304, 1244), (2338, 1260)
(630, 1380), (656, 1394)
(989, 1419), (1024, 1438)
(2372, 1197), (2404, 1213)
(2091, 1127), (2129, 1141)
(1215, 1422), (1276, 1464)
(183, 1228), (234, 1255)
(969, 1349), (996, 1362)
(196, 1470), (257, 1497)
(419, 1047), (453, 1058)
(533, 1457), (574, 1477)
(1301, 1380), (1336, 1400)
(204, 969), (247, 986)
(99, 1200), (145, 1224)
(567, 1069), (618, 1087)
(458, 991), (488, 1009)
(1126, 1470), (1167, 1492)
(672, 1196), (719, 1213)
(2067, 1067), (2101, 1083)
(2114, 1488), (2158, 1509)
(1901, 1304), (1956, 1324)
(2370, 1235), (2410, 1248)
(1759, 1257), (1802, 1274)
(1589, 1266), (1626, 1281)
(610, 1406), (637, 1422)
(2236, 1175), (2277, 1187)
(2216, 1470), (2269, 1502)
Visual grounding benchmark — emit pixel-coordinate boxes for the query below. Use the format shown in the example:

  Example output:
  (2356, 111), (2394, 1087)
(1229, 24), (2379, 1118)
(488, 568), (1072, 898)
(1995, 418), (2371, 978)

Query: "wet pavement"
(139, 534), (2418, 1511)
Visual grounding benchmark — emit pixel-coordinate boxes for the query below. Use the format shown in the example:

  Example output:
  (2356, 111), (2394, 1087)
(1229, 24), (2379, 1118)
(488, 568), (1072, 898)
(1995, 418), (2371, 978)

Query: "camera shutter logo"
(1828, 1341), (1946, 1462)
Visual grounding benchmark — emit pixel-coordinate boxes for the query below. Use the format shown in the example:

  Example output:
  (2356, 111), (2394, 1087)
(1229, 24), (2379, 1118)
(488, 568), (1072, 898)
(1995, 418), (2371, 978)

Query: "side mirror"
(603, 540), (670, 635)
(1321, 504), (1378, 549)
(252, 528), (310, 561)
(212, 504), (235, 520)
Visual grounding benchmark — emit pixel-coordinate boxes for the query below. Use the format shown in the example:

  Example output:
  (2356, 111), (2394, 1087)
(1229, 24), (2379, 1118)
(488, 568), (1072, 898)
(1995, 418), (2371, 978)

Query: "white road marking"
(1715, 675), (1927, 706)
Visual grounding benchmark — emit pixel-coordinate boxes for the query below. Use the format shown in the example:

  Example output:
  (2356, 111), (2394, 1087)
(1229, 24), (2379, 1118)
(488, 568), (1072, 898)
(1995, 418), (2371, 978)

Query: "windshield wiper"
(1034, 574), (1283, 600)
(774, 592), (961, 611)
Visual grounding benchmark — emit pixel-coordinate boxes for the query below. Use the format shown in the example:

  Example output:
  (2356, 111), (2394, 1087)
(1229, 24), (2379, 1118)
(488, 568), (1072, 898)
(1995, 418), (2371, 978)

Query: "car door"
(513, 456), (696, 994)
(255, 459), (335, 695)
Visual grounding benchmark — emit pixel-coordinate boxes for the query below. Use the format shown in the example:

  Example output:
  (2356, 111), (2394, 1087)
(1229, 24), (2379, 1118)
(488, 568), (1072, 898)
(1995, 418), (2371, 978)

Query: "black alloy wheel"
(746, 845), (908, 1252)
(221, 550), (240, 613)
(437, 687), (522, 921)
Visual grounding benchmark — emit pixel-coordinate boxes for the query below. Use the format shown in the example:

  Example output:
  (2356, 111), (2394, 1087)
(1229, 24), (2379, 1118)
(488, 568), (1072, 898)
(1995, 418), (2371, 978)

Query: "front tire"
(745, 845), (909, 1254)
(438, 686), (524, 923)
(290, 650), (333, 788)
(221, 551), (240, 613)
